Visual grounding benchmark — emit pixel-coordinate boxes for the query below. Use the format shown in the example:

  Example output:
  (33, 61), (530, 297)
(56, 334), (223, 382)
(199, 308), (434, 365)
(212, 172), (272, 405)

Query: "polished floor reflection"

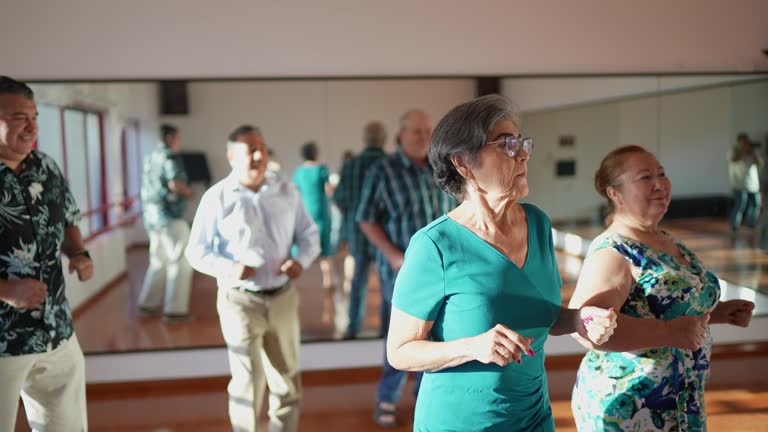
(555, 218), (768, 295)
(553, 217), (768, 316)
(15, 377), (768, 431)
(74, 246), (581, 353)
(74, 217), (766, 354)
(74, 248), (385, 353)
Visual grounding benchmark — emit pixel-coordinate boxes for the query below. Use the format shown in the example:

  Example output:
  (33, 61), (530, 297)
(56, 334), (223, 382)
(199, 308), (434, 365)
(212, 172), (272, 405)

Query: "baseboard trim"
(86, 367), (384, 399)
(85, 341), (768, 398)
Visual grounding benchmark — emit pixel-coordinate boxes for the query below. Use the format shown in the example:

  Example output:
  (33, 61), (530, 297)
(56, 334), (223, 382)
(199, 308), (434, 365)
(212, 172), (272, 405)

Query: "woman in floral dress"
(568, 145), (755, 431)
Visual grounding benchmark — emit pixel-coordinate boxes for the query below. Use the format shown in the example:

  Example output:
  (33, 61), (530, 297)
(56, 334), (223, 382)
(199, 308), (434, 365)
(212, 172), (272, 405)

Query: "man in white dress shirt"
(185, 125), (320, 432)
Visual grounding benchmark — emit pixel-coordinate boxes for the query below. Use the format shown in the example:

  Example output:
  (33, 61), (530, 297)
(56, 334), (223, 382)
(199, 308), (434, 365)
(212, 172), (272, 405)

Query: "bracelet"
(70, 250), (91, 260)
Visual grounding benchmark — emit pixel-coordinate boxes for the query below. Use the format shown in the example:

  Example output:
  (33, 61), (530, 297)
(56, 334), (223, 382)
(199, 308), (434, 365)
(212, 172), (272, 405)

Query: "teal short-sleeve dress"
(292, 164), (332, 256)
(392, 204), (562, 432)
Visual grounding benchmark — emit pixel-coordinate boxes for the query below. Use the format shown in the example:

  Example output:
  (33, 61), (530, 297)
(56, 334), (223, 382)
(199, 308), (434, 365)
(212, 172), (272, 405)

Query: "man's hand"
(229, 263), (257, 280)
(279, 260), (303, 279)
(69, 255), (94, 282)
(0, 279), (48, 308)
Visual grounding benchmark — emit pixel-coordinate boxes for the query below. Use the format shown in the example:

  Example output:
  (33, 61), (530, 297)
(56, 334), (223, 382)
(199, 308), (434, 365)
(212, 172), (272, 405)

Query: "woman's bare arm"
(568, 248), (707, 352)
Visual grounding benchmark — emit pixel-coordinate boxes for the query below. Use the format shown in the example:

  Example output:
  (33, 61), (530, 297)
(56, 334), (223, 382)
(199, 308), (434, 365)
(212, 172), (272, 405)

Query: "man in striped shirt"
(356, 110), (456, 428)
(333, 121), (387, 339)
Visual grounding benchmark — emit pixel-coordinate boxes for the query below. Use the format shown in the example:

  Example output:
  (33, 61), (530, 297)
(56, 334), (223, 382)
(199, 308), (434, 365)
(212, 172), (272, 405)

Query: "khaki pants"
(138, 219), (193, 315)
(217, 284), (301, 432)
(0, 335), (87, 432)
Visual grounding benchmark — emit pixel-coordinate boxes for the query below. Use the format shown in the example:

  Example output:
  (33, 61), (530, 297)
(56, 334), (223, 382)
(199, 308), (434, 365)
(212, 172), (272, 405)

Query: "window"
(121, 120), (143, 223)
(35, 105), (108, 240)
(36, 104), (65, 168)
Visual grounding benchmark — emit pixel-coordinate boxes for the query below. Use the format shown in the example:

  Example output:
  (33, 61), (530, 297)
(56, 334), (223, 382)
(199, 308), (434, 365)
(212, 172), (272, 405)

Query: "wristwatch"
(70, 250), (92, 260)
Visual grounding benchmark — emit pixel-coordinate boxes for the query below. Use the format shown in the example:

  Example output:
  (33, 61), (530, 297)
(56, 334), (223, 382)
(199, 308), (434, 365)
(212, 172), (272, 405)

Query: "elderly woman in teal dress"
(385, 95), (618, 432)
(568, 145), (755, 431)
(292, 141), (337, 324)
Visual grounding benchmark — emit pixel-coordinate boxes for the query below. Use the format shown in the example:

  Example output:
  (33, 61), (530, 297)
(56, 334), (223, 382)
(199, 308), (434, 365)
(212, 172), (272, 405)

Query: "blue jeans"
(376, 277), (422, 405)
(731, 189), (761, 230)
(345, 250), (372, 337)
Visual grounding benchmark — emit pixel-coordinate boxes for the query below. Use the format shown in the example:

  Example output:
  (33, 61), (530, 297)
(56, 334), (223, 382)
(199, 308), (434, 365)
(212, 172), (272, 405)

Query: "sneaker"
(137, 306), (161, 317)
(162, 313), (193, 324)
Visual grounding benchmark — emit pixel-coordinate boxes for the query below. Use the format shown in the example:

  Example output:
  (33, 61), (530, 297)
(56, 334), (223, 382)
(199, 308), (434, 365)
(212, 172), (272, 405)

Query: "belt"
(233, 283), (289, 297)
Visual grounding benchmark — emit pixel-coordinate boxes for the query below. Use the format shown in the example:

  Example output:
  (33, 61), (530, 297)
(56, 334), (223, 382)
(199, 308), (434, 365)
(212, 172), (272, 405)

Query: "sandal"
(374, 403), (398, 428)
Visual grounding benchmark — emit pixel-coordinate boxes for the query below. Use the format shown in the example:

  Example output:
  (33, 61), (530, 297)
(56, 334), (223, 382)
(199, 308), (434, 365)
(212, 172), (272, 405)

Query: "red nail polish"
(527, 350), (535, 357)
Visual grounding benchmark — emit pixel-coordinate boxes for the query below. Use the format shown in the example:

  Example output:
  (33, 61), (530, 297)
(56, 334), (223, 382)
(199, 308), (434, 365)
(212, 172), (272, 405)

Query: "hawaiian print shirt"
(0, 150), (80, 356)
(141, 145), (188, 231)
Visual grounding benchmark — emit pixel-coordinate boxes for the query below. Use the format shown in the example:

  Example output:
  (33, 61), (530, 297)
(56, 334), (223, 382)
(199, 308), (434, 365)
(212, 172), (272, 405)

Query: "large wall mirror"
(29, 73), (768, 356)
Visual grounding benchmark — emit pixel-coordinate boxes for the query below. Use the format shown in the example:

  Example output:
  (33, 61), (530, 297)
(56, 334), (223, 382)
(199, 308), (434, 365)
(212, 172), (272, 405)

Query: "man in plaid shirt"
(333, 121), (388, 339)
(356, 110), (455, 428)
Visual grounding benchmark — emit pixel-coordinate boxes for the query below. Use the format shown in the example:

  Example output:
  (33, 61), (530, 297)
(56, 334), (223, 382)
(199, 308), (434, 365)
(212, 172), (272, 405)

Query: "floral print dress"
(572, 232), (720, 432)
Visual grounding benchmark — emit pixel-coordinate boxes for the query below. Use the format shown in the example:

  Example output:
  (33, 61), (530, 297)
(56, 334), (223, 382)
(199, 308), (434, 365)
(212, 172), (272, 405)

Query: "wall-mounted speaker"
(177, 152), (211, 185)
(476, 77), (501, 97)
(159, 80), (189, 115)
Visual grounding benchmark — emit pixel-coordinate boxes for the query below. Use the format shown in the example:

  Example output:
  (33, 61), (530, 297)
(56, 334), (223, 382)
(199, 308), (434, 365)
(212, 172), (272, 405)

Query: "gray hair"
(396, 110), (429, 146)
(428, 95), (520, 200)
(226, 124), (262, 150)
(363, 121), (386, 147)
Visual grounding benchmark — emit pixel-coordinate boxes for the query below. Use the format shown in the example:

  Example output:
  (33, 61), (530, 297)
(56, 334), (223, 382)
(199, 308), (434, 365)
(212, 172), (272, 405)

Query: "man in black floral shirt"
(0, 76), (94, 431)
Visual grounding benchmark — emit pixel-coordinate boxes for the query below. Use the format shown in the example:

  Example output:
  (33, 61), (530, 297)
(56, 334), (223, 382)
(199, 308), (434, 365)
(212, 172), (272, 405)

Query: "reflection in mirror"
(29, 75), (768, 355)
(512, 74), (768, 323)
(29, 79), (476, 354)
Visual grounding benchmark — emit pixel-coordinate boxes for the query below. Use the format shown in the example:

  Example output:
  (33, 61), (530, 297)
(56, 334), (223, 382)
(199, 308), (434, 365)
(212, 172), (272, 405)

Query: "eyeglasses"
(487, 136), (534, 158)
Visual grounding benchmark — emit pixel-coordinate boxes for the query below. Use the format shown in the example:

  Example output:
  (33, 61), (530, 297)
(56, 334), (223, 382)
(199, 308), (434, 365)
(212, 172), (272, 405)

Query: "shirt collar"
(0, 150), (39, 174)
(362, 146), (386, 156)
(226, 171), (276, 194)
(395, 149), (430, 172)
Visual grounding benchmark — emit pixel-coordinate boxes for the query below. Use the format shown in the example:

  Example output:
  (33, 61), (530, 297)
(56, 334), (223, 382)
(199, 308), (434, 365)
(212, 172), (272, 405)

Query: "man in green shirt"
(138, 124), (194, 322)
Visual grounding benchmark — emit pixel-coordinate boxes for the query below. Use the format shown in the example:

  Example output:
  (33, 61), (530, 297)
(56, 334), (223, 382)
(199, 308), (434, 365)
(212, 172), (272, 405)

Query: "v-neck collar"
(445, 204), (532, 271)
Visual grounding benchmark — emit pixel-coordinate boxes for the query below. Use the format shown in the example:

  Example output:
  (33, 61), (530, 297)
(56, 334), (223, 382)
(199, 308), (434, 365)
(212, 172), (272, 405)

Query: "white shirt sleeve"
(290, 185), (321, 269)
(184, 187), (236, 278)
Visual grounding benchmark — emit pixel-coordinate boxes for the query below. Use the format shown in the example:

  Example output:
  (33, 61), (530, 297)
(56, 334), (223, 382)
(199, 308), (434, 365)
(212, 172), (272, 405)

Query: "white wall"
(503, 77), (660, 113)
(521, 96), (659, 221)
(28, 83), (161, 308)
(3, 0), (767, 80)
(160, 79), (476, 182)
(30, 77), (768, 238)
(501, 75), (765, 113)
(517, 80), (768, 221)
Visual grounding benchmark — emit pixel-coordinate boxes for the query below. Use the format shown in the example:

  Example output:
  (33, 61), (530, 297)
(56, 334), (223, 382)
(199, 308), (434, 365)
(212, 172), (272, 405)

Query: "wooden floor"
(74, 248), (386, 353)
(14, 216), (768, 431)
(70, 384), (768, 432)
(74, 216), (768, 354)
(555, 217), (768, 295)
(74, 246), (581, 354)
(15, 377), (768, 431)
